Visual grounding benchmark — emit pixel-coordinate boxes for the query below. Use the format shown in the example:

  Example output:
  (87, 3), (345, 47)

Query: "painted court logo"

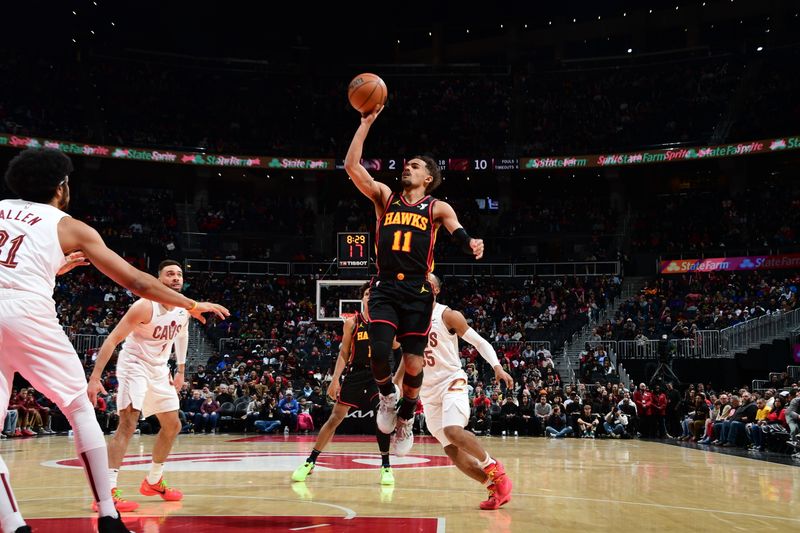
(44, 451), (452, 472)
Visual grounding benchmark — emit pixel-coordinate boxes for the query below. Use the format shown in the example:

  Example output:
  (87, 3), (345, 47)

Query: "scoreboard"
(384, 158), (519, 171)
(337, 232), (370, 268)
(336, 158), (519, 172)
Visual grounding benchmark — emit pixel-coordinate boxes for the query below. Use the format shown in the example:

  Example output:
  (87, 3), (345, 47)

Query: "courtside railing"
(492, 341), (551, 356)
(217, 338), (280, 355)
(65, 333), (108, 357)
(719, 308), (800, 355)
(184, 258), (620, 278)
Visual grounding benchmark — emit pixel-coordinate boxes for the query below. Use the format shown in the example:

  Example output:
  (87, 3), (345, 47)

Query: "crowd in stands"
(731, 46), (800, 142)
(631, 182), (800, 257)
(196, 197), (315, 236)
(459, 375), (800, 458)
(69, 185), (179, 251)
(592, 271), (800, 344)
(3, 46), (796, 158)
(7, 262), (800, 464)
(517, 57), (740, 154)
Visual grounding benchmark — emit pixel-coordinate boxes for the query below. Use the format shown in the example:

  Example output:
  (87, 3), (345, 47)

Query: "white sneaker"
(391, 417), (414, 456)
(377, 392), (398, 434)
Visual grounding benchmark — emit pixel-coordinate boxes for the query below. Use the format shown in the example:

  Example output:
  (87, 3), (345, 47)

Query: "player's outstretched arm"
(433, 201), (484, 260)
(58, 217), (229, 323)
(344, 105), (392, 215)
(87, 299), (151, 405)
(443, 308), (513, 389)
(56, 251), (90, 276)
(172, 316), (189, 390)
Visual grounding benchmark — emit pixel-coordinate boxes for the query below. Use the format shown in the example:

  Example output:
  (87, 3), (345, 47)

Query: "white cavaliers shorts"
(420, 374), (471, 448)
(116, 353), (179, 418)
(0, 292), (89, 420)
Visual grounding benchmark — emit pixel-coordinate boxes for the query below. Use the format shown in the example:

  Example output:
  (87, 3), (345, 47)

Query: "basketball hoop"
(315, 280), (367, 322)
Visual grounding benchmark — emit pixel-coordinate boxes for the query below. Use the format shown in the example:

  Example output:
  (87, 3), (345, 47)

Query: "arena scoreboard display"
(336, 158), (520, 172)
(337, 232), (370, 268)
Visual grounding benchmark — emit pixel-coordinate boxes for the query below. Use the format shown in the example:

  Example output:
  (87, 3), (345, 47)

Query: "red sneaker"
(21, 428), (36, 437)
(482, 459), (506, 481)
(479, 475), (513, 510)
(479, 459), (512, 510)
(91, 488), (140, 512)
(140, 477), (183, 501)
(12, 429), (22, 437)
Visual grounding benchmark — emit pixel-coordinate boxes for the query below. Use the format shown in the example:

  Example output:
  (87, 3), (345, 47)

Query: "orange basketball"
(348, 73), (388, 116)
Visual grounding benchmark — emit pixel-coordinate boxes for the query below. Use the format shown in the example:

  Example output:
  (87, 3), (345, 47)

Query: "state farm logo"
(43, 451), (452, 472)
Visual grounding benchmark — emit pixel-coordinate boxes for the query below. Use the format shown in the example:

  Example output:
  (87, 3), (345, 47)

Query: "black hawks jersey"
(347, 312), (371, 370)
(376, 192), (439, 277)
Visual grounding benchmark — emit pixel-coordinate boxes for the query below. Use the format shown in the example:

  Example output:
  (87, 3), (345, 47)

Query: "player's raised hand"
(361, 104), (384, 125)
(189, 302), (230, 324)
(470, 238), (484, 260)
(57, 251), (90, 276)
(87, 376), (107, 407)
(494, 366), (514, 390)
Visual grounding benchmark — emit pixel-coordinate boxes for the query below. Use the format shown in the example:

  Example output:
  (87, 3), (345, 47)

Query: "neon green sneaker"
(291, 481), (313, 500)
(380, 485), (395, 503)
(380, 466), (395, 486)
(292, 461), (315, 482)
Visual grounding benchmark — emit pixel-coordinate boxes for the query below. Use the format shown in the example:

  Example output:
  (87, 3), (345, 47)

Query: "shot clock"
(337, 232), (370, 268)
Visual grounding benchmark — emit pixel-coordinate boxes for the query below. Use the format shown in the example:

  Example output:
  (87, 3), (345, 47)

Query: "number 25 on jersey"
(422, 331), (438, 366)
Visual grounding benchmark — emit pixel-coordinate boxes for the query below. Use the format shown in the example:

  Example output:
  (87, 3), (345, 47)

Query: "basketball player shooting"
(87, 260), (194, 512)
(344, 105), (483, 456)
(395, 274), (513, 510)
(0, 148), (229, 533)
(291, 284), (402, 486)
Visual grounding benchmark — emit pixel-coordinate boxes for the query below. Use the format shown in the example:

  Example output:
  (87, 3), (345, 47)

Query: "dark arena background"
(1, 1), (799, 532)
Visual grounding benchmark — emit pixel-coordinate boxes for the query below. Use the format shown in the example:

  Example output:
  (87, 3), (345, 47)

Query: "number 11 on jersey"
(392, 230), (412, 253)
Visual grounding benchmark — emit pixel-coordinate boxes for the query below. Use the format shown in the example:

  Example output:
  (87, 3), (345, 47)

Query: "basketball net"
(340, 311), (358, 322)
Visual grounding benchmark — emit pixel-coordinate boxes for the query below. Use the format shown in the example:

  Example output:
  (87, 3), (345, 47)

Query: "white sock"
(0, 458), (26, 533)
(64, 398), (118, 518)
(109, 468), (119, 489)
(147, 462), (165, 485)
(478, 453), (495, 469)
(78, 447), (118, 518)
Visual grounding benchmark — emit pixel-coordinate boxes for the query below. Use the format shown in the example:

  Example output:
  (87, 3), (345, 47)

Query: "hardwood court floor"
(2, 432), (798, 532)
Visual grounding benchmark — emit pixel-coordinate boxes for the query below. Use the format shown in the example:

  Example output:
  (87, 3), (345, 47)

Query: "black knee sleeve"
(402, 369), (424, 389)
(391, 346), (404, 373)
(399, 335), (427, 356)
(369, 322), (395, 382)
(376, 428), (391, 453)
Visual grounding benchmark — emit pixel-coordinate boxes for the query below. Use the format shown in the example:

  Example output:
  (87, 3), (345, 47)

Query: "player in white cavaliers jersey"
(0, 148), (228, 533)
(396, 274), (514, 510)
(87, 260), (192, 511)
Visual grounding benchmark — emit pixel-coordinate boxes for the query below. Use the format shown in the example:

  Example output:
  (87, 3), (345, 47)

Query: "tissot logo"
(44, 451), (452, 472)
